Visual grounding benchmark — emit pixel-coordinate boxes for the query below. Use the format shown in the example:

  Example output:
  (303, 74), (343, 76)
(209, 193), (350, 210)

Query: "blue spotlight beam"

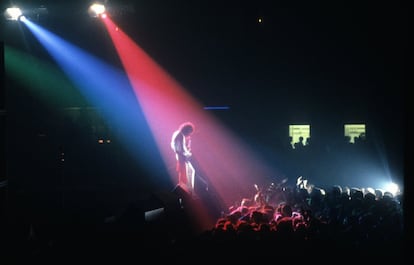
(21, 18), (163, 175)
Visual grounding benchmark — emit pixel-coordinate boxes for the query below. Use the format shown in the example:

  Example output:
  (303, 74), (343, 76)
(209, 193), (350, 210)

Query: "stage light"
(384, 182), (400, 196)
(4, 7), (23, 21)
(88, 3), (106, 18)
(4, 5), (48, 21)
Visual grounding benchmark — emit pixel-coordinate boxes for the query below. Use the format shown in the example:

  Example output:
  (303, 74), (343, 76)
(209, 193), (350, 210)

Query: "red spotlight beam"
(103, 17), (201, 167)
(103, 17), (280, 208)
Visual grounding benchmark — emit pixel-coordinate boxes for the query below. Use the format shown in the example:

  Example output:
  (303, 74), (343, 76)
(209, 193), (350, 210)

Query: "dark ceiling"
(1, 0), (407, 146)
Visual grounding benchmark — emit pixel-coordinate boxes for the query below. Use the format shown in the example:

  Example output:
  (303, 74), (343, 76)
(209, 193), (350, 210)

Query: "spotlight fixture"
(4, 7), (23, 21)
(88, 2), (106, 18)
(3, 5), (48, 21)
(88, 1), (135, 18)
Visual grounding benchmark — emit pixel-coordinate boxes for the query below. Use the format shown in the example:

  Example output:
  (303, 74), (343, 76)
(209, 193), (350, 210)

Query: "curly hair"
(179, 122), (195, 136)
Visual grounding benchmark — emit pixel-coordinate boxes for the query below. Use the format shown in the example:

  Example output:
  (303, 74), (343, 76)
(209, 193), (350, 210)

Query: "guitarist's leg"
(177, 160), (188, 189)
(186, 161), (195, 194)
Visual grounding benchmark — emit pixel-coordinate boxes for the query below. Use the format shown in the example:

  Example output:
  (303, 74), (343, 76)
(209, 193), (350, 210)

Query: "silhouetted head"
(179, 122), (195, 136)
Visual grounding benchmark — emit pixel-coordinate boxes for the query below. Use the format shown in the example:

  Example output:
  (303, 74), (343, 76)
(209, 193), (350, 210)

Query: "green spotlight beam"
(5, 45), (87, 108)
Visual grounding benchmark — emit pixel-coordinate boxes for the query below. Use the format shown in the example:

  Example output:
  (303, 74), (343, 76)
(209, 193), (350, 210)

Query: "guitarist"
(171, 122), (196, 194)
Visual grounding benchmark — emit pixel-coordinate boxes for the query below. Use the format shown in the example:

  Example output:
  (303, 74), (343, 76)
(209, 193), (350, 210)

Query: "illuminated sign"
(289, 124), (310, 149)
(344, 124), (366, 143)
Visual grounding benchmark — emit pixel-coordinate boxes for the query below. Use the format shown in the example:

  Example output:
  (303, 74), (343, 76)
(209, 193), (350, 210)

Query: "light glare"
(384, 182), (399, 196)
(88, 3), (106, 17)
(5, 7), (22, 21)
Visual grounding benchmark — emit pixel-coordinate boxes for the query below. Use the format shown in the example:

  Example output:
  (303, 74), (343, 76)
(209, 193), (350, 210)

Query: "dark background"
(0, 0), (407, 223)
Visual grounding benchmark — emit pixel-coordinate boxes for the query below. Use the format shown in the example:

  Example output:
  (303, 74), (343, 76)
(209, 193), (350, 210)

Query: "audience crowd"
(3, 176), (405, 263)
